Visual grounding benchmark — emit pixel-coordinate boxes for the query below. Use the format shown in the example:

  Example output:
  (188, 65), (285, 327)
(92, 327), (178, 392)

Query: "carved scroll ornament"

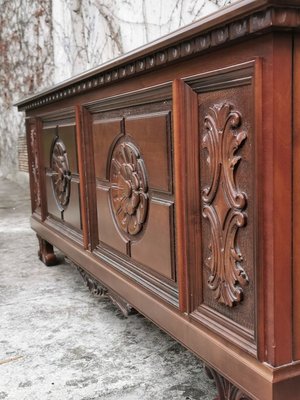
(30, 127), (41, 209)
(50, 137), (71, 211)
(205, 366), (252, 400)
(202, 103), (249, 307)
(109, 138), (148, 238)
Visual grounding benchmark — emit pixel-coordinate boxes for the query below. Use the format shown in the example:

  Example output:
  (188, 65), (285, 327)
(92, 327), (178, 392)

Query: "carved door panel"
(42, 118), (82, 236)
(88, 87), (178, 307)
(173, 61), (262, 354)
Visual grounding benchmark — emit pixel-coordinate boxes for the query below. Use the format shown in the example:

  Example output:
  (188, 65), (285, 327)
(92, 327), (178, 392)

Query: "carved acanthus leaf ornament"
(202, 102), (249, 307)
(205, 366), (252, 399)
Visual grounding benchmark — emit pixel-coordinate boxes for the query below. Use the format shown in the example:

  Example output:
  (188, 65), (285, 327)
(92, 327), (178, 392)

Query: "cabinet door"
(42, 115), (83, 241)
(173, 61), (262, 355)
(85, 86), (179, 307)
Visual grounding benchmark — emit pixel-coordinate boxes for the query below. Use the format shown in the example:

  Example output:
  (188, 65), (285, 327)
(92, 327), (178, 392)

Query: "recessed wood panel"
(131, 201), (174, 280)
(42, 128), (56, 169)
(45, 174), (61, 220)
(96, 187), (127, 254)
(63, 181), (82, 231)
(126, 113), (172, 192)
(58, 125), (78, 173)
(42, 123), (82, 234)
(93, 119), (122, 180)
(198, 84), (255, 333)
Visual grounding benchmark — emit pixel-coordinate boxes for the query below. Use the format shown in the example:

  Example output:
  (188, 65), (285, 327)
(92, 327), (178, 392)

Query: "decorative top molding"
(16, 0), (300, 112)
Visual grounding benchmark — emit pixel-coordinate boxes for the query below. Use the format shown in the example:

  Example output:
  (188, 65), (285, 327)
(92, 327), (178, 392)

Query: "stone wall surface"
(0, 0), (54, 182)
(0, 0), (235, 181)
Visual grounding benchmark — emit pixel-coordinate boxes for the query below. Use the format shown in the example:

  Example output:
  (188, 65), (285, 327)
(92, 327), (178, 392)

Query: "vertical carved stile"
(202, 103), (249, 307)
(29, 124), (41, 210)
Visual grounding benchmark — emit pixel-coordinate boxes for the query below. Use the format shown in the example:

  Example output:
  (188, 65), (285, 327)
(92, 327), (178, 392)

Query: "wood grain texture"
(293, 33), (300, 361)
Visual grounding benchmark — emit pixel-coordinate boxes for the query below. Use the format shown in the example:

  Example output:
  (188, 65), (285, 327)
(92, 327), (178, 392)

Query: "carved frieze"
(17, 5), (300, 112)
(202, 103), (249, 307)
(109, 137), (149, 238)
(50, 136), (71, 211)
(205, 366), (252, 400)
(76, 265), (136, 317)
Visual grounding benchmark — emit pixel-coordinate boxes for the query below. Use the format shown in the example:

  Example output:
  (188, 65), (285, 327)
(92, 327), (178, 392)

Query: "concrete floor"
(0, 177), (217, 400)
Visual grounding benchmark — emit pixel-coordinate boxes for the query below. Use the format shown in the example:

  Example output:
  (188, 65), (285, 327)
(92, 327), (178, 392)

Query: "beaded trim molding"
(17, 6), (300, 111)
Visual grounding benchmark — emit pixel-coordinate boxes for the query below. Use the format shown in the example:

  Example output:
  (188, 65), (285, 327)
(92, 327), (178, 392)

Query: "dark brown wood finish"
(75, 105), (89, 250)
(80, 106), (99, 251)
(26, 118), (41, 215)
(26, 117), (47, 220)
(37, 234), (58, 266)
(16, 1), (300, 399)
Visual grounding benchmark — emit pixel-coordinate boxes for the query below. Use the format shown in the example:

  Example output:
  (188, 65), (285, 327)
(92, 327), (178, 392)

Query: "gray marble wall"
(0, 0), (235, 180)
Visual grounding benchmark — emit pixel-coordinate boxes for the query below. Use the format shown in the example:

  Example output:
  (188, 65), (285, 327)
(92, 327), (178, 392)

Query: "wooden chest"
(16, 1), (300, 398)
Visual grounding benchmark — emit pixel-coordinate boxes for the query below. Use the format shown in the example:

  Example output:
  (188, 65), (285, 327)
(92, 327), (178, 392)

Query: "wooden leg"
(205, 365), (252, 400)
(37, 235), (58, 266)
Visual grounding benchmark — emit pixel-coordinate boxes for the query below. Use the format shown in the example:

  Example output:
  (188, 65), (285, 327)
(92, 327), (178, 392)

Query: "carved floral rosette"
(109, 137), (149, 239)
(202, 102), (249, 307)
(50, 137), (71, 211)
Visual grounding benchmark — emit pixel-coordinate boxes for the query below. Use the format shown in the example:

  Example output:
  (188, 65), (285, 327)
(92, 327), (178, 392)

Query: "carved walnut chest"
(16, 1), (300, 398)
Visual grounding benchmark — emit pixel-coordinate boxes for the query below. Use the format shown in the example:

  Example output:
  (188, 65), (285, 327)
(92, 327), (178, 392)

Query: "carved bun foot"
(37, 235), (58, 266)
(205, 365), (252, 400)
(76, 266), (136, 317)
